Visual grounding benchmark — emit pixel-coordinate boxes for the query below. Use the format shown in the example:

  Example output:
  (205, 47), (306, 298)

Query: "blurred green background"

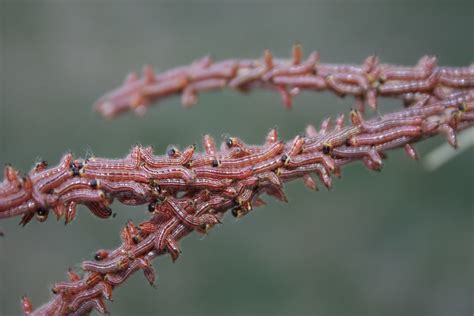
(0, 1), (473, 315)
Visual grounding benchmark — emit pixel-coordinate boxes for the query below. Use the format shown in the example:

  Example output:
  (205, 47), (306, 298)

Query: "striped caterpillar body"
(94, 45), (474, 118)
(3, 54), (471, 315)
(27, 90), (473, 313)
(1, 92), (473, 232)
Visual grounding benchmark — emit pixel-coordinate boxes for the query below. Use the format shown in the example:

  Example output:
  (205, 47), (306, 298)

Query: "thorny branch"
(0, 48), (472, 316)
(94, 45), (473, 118)
(13, 94), (474, 316)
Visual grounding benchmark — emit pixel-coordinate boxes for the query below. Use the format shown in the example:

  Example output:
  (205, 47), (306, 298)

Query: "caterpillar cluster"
(2, 92), (474, 230)
(94, 45), (474, 118)
(15, 92), (474, 315)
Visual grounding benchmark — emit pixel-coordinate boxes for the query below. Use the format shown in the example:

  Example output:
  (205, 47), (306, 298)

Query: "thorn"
(332, 167), (342, 179)
(142, 65), (156, 84)
(303, 175), (318, 191)
(263, 49), (273, 69)
(349, 108), (364, 126)
(305, 124), (318, 138)
(335, 113), (345, 130)
(319, 117), (331, 134)
(439, 124), (458, 148)
(124, 71), (139, 85)
(265, 128), (279, 144)
(404, 144), (419, 160)
(368, 148), (383, 167)
(277, 85), (292, 109)
(21, 295), (33, 316)
(292, 43), (303, 65)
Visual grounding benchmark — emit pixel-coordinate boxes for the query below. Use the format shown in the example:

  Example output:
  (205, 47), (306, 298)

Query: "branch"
(94, 45), (474, 118)
(2, 93), (473, 226)
(12, 93), (473, 315)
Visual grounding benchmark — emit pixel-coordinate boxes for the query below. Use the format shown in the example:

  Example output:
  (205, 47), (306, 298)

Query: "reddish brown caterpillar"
(2, 91), (472, 316)
(25, 95), (473, 314)
(0, 41), (469, 316)
(1, 92), (473, 230)
(95, 45), (474, 118)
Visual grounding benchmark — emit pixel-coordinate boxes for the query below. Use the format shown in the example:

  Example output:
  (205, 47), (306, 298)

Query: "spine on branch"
(11, 92), (473, 315)
(94, 45), (474, 118)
